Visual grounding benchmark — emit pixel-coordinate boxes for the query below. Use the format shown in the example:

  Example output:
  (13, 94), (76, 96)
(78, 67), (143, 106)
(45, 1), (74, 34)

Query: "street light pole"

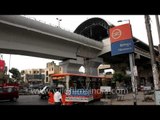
(145, 15), (160, 104)
(118, 20), (137, 105)
(8, 54), (11, 83)
(56, 18), (62, 28)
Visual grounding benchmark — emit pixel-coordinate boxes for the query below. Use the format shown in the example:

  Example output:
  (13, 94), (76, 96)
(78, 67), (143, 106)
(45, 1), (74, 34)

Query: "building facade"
(45, 61), (62, 84)
(21, 69), (45, 85)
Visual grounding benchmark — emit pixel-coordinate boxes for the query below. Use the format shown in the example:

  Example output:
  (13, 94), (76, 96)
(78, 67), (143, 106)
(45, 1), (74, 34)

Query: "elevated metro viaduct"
(0, 15), (160, 86)
(0, 16), (103, 75)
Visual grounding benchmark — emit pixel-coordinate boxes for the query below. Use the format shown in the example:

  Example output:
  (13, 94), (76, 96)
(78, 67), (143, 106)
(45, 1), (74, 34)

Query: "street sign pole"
(128, 21), (137, 105)
(113, 20), (137, 105)
(129, 53), (137, 105)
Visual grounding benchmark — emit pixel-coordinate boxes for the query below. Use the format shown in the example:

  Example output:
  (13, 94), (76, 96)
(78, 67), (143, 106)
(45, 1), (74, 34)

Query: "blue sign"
(66, 89), (92, 96)
(111, 39), (134, 56)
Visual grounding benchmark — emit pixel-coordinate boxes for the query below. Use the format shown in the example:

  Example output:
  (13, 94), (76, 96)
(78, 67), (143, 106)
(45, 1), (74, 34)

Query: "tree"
(112, 72), (125, 83)
(9, 67), (21, 82)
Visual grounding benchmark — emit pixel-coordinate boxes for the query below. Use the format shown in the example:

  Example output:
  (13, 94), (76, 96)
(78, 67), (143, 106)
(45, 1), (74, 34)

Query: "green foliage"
(9, 67), (21, 81)
(112, 72), (125, 83)
(112, 72), (131, 83)
(123, 75), (131, 82)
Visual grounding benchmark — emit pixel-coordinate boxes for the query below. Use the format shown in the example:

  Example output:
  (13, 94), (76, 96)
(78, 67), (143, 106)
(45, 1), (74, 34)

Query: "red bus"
(51, 73), (107, 105)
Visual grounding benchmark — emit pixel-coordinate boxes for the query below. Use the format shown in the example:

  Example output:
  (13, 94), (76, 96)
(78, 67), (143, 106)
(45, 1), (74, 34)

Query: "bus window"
(86, 77), (91, 89)
(69, 76), (86, 89)
(77, 76), (86, 89)
(90, 78), (102, 89)
(52, 77), (66, 89)
(69, 76), (77, 89)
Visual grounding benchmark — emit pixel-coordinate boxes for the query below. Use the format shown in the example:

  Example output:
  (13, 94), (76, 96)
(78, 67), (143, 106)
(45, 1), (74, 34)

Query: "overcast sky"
(1, 15), (160, 72)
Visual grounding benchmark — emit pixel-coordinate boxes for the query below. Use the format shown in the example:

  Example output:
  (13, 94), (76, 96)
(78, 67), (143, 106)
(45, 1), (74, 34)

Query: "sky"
(1, 15), (160, 72)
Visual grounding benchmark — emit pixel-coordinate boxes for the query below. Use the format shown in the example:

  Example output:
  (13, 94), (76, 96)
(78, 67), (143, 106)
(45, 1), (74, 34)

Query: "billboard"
(0, 60), (5, 72)
(109, 23), (134, 56)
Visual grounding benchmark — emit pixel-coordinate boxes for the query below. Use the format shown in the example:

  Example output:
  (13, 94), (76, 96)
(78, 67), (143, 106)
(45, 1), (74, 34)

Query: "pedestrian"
(48, 89), (54, 105)
(54, 88), (62, 105)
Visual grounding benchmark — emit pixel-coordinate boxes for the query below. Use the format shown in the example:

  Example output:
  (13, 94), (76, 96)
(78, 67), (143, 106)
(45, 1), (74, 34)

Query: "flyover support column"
(59, 57), (84, 74)
(85, 57), (103, 76)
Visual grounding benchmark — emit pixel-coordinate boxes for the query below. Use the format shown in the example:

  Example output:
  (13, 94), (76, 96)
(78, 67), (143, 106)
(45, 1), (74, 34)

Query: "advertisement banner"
(66, 89), (92, 96)
(65, 96), (93, 102)
(65, 89), (93, 102)
(0, 60), (5, 72)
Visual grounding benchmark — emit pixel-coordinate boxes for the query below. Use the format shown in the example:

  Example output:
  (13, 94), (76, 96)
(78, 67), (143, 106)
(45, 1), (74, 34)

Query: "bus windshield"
(52, 76), (66, 89)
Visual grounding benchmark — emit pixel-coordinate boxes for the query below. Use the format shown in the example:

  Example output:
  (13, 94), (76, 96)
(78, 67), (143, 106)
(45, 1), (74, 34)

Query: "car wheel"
(10, 97), (17, 102)
(41, 96), (44, 99)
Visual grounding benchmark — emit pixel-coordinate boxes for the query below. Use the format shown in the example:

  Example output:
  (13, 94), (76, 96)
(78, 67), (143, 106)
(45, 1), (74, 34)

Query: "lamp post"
(56, 18), (62, 28)
(118, 19), (137, 105)
(8, 54), (11, 74)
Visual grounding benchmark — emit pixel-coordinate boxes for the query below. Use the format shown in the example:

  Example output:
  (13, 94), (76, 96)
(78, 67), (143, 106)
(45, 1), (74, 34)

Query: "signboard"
(143, 86), (151, 90)
(65, 89), (93, 102)
(100, 86), (111, 93)
(155, 90), (160, 105)
(133, 66), (138, 76)
(109, 23), (134, 56)
(110, 24), (132, 43)
(111, 39), (134, 56)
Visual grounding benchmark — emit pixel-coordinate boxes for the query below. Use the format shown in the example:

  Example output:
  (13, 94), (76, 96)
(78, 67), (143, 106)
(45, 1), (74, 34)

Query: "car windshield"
(2, 87), (14, 93)
(7, 87), (13, 92)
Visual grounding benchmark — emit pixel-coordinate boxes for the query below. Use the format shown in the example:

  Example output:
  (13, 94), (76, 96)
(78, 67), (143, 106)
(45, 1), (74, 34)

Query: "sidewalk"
(100, 92), (155, 105)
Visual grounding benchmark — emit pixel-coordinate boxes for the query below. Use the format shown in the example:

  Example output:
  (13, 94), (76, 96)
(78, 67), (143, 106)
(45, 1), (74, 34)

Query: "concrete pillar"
(85, 57), (103, 76)
(59, 57), (84, 74)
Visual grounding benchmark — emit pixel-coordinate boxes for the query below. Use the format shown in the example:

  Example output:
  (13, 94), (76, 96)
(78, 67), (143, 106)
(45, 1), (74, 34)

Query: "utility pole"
(155, 15), (160, 55)
(145, 15), (160, 105)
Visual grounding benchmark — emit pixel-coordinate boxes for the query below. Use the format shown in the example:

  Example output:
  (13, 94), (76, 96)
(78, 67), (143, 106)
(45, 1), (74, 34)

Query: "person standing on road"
(54, 88), (62, 105)
(48, 89), (54, 105)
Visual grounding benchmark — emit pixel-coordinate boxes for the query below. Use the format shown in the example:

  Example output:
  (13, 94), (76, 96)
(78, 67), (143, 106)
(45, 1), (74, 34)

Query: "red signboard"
(0, 60), (5, 72)
(109, 23), (133, 43)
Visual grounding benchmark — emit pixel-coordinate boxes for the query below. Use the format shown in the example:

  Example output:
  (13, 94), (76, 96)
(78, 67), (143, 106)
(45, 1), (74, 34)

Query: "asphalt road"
(0, 95), (106, 105)
(0, 95), (48, 105)
(0, 92), (155, 105)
